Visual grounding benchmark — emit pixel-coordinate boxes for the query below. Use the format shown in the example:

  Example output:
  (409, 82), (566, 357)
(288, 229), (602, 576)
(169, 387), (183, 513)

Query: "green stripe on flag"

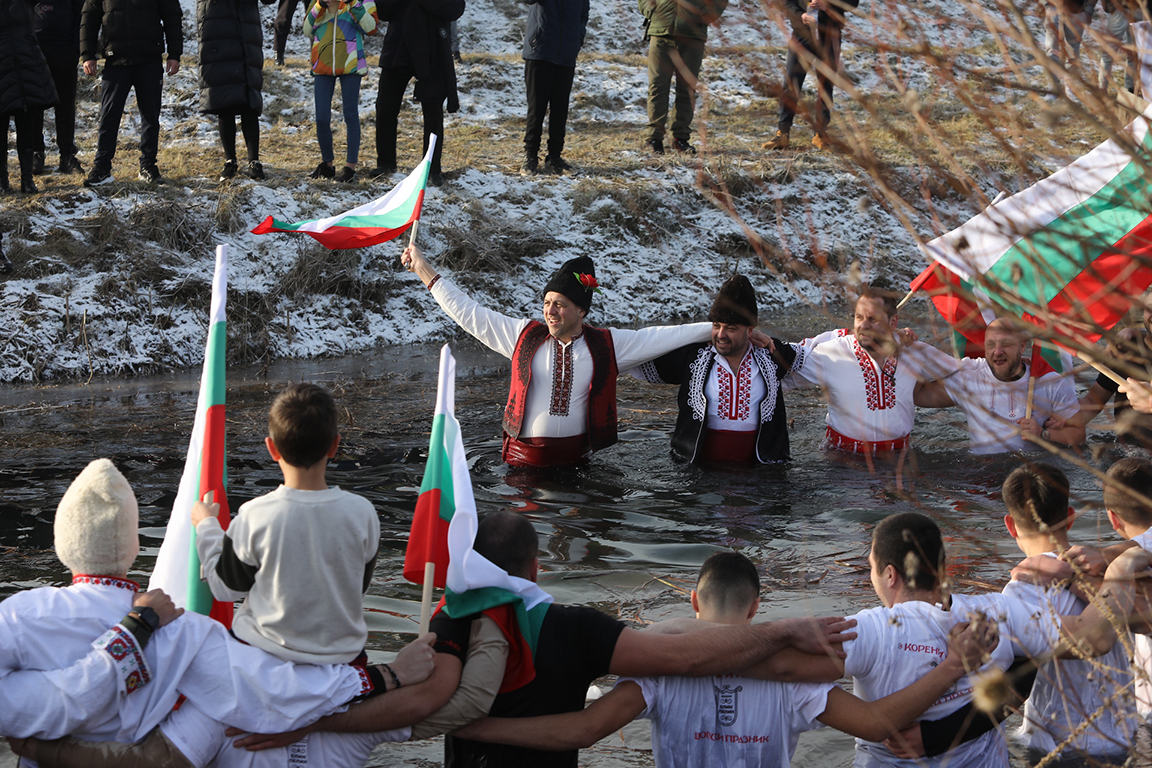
(987, 128), (1152, 312)
(204, 322), (226, 407)
(421, 413), (455, 522)
(1039, 344), (1064, 373)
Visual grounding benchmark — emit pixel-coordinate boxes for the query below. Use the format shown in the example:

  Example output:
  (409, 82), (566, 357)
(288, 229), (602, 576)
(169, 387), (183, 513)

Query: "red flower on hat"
(575, 273), (603, 294)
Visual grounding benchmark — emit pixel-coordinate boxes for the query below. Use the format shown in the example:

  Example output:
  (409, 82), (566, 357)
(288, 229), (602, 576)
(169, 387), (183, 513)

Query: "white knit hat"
(54, 459), (139, 576)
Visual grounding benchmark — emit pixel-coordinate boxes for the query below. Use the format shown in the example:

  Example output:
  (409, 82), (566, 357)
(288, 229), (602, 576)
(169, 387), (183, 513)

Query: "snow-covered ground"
(0, 0), (1073, 382)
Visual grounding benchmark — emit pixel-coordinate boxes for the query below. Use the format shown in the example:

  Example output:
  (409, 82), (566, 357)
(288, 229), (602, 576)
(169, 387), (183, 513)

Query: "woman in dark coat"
(197, 0), (274, 180)
(0, 0), (57, 192)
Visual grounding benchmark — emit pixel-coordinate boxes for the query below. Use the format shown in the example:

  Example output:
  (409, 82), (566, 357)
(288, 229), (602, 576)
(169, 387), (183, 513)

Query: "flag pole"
(1078, 349), (1127, 387)
(896, 287), (915, 310)
(1025, 344), (1038, 420)
(419, 561), (435, 635)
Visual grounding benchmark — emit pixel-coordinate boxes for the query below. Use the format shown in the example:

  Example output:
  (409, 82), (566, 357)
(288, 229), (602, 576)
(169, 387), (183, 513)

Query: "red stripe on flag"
(403, 488), (451, 587)
(200, 402), (234, 627)
(250, 216), (277, 235)
(306, 225), (414, 250)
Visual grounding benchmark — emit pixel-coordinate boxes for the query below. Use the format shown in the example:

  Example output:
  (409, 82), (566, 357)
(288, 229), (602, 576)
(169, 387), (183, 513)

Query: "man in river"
(631, 274), (803, 463)
(782, 285), (956, 453)
(401, 243), (716, 467)
(912, 318), (1084, 453)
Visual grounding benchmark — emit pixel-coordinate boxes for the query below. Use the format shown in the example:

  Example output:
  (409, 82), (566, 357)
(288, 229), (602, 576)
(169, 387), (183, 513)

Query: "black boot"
(18, 151), (37, 194)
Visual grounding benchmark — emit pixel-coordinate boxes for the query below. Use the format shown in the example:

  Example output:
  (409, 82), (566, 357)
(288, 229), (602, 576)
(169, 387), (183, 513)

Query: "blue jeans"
(314, 74), (361, 164)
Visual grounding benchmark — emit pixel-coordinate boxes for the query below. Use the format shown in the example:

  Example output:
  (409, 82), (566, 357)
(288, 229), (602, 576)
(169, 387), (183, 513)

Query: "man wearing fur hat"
(631, 275), (803, 463)
(401, 244), (713, 467)
(0, 458), (435, 767)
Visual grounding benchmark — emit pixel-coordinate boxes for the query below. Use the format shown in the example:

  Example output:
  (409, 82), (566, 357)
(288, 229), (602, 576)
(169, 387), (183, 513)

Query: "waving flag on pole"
(408, 344), (553, 692)
(149, 245), (233, 627)
(252, 136), (437, 250)
(909, 110), (1152, 349)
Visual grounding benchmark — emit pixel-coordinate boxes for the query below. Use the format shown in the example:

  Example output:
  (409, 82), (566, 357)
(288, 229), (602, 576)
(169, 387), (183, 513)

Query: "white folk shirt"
(705, 349), (767, 432)
(622, 674), (833, 767)
(941, 359), (1080, 454)
(844, 592), (1060, 768)
(1003, 561), (1136, 758)
(783, 335), (958, 442)
(0, 578), (369, 767)
(431, 278), (711, 438)
(1130, 529), (1152, 721)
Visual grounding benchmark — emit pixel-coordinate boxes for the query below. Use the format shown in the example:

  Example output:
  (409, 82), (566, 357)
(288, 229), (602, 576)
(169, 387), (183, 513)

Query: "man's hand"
(133, 588), (184, 626)
(166, 58), (180, 75)
(884, 723), (925, 759)
(6, 737), (35, 759)
(808, 0), (826, 9)
(1120, 378), (1152, 414)
(400, 244), (439, 287)
(896, 328), (919, 347)
(1017, 417), (1042, 438)
(226, 724), (313, 751)
(801, 11), (816, 22)
(390, 632), (436, 687)
(749, 329), (775, 351)
(1065, 545), (1108, 578)
(782, 616), (858, 659)
(1010, 555), (1072, 586)
(83, 60), (98, 76)
(191, 500), (218, 527)
(945, 613), (998, 674)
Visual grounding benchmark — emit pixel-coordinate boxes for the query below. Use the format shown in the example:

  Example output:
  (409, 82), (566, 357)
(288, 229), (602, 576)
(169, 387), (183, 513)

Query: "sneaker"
(543, 155), (575, 174)
(275, 53), (285, 66)
(31, 152), (46, 175)
(139, 164), (162, 183)
(811, 133), (830, 150)
(672, 138), (696, 155)
(368, 164), (396, 179)
(245, 160), (265, 180)
(521, 155), (539, 175)
(335, 165), (356, 183)
(219, 159), (238, 181)
(645, 137), (665, 155)
(452, 51), (463, 64)
(429, 171), (445, 187)
(84, 167), (114, 187)
(309, 161), (335, 179)
(57, 155), (84, 174)
(763, 130), (790, 150)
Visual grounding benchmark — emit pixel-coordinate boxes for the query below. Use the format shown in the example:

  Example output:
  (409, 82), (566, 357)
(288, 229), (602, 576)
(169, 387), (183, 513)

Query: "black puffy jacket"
(80, 0), (182, 65)
(377, 0), (463, 112)
(0, 0), (57, 114)
(196, 0), (272, 114)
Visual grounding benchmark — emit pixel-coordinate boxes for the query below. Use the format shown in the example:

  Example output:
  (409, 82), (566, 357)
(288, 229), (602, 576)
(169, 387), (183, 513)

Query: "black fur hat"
(708, 275), (758, 327)
(543, 256), (597, 312)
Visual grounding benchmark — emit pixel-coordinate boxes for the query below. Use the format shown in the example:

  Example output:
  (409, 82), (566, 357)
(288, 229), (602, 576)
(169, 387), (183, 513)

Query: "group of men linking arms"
(400, 244), (1092, 467)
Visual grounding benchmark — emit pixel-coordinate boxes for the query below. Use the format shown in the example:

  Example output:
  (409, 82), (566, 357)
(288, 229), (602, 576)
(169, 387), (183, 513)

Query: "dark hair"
(475, 511), (539, 579)
(268, 383), (339, 468)
(696, 552), (760, 615)
(871, 512), (944, 591)
(1002, 464), (1071, 534)
(856, 283), (899, 318)
(1104, 458), (1152, 527)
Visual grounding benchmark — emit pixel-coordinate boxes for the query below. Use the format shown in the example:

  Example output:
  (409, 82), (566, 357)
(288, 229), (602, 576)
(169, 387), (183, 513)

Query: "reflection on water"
(0, 334), (1132, 767)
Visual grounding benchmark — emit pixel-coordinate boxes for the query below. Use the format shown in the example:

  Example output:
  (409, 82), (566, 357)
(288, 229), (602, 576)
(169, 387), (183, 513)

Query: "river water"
(0, 312), (1133, 766)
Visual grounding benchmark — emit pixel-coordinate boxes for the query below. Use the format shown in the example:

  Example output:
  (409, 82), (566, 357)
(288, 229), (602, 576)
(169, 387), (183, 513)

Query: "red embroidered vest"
(502, 321), (619, 451)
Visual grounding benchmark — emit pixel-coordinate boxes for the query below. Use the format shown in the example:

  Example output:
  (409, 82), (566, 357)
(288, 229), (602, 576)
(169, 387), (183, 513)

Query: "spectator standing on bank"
(273, 0), (299, 65)
(519, 0), (588, 175)
(32, 0), (83, 175)
(304, 0), (377, 183)
(372, 0), (463, 187)
(764, 0), (858, 151)
(639, 0), (726, 156)
(79, 0), (182, 186)
(198, 0), (274, 181)
(1, 0), (57, 193)
(1043, 0), (1095, 96)
(1098, 0), (1136, 93)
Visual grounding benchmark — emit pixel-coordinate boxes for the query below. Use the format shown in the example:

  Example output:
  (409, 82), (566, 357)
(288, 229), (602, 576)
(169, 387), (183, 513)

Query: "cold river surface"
(0, 313), (1137, 766)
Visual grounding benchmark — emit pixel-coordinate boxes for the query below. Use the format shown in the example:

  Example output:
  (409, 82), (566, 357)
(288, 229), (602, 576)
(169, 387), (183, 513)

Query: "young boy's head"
(475, 511), (539, 581)
(268, 383), (339, 468)
(692, 552), (760, 624)
(1001, 463), (1072, 537)
(1104, 457), (1152, 533)
(869, 512), (944, 604)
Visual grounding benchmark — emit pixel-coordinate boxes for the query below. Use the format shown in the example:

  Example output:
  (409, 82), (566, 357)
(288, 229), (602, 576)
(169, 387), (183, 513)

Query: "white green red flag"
(408, 344), (552, 692)
(149, 245), (233, 627)
(910, 109), (1152, 349)
(251, 136), (436, 250)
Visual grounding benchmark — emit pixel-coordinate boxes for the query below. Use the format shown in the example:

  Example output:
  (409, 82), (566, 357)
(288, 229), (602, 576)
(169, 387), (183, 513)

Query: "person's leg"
(0, 114), (10, 190)
(815, 23), (842, 132)
(92, 65), (133, 172)
(523, 59), (549, 164)
(134, 60), (164, 171)
(314, 74), (336, 164)
(374, 66), (410, 171)
(544, 62), (575, 161)
(218, 112), (238, 161)
(420, 96), (445, 178)
(669, 36), (704, 144)
(777, 31), (812, 134)
(239, 106), (260, 162)
(646, 35), (675, 145)
(273, 0), (299, 62)
(14, 110), (41, 192)
(339, 73), (361, 166)
(45, 45), (78, 159)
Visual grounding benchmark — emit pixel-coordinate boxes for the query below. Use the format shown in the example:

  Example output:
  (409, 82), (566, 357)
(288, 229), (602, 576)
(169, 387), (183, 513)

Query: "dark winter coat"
(34, 0), (82, 49)
(377, 0), (463, 111)
(80, 0), (183, 65)
(639, 0), (725, 40)
(196, 0), (273, 114)
(0, 0), (58, 114)
(522, 0), (588, 68)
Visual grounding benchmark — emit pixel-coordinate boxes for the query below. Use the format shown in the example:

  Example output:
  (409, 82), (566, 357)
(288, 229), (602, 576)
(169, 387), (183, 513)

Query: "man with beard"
(782, 285), (955, 453)
(631, 275), (803, 463)
(914, 318), (1083, 454)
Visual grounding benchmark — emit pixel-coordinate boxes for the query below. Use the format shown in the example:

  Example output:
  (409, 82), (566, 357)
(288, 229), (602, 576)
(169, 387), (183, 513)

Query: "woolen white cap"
(54, 458), (139, 576)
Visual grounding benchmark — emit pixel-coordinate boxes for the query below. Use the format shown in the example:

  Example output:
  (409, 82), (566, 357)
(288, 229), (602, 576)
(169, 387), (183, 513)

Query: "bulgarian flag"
(149, 245), (233, 626)
(910, 109), (1152, 350)
(251, 136), (436, 250)
(409, 344), (553, 692)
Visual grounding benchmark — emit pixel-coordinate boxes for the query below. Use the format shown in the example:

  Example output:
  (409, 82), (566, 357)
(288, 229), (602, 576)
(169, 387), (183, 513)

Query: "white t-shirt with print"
(623, 674), (834, 768)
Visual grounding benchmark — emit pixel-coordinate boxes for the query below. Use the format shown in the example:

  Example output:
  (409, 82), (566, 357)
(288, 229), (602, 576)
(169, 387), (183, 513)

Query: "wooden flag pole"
(1077, 349), (1127, 387)
(418, 561), (435, 636)
(409, 219), (420, 248)
(1025, 376), (1036, 421)
(896, 287), (916, 310)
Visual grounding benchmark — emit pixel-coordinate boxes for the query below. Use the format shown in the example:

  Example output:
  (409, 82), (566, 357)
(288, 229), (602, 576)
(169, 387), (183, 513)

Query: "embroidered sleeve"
(629, 360), (664, 384)
(92, 624), (152, 696)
